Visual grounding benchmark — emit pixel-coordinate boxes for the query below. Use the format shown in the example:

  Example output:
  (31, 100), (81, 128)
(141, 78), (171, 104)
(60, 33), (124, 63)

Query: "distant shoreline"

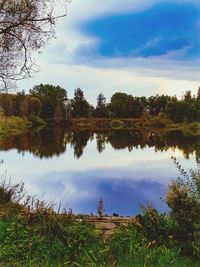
(1, 116), (200, 138)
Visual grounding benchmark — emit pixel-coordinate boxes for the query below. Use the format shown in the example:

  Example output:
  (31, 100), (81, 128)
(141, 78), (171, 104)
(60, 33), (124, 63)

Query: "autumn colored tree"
(20, 96), (41, 117)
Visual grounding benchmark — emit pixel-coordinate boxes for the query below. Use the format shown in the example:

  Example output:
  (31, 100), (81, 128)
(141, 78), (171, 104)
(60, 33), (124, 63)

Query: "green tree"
(147, 95), (172, 116)
(95, 93), (109, 118)
(110, 93), (145, 118)
(30, 84), (67, 121)
(110, 92), (132, 118)
(131, 97), (145, 118)
(71, 88), (90, 118)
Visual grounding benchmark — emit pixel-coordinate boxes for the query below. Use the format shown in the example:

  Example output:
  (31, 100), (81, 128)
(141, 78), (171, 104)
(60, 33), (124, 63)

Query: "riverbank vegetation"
(0, 115), (32, 137)
(0, 85), (199, 130)
(0, 160), (200, 266)
(0, 113), (46, 138)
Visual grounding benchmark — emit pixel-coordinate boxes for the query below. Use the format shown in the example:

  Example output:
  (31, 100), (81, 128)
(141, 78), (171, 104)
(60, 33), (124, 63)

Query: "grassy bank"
(144, 115), (200, 135)
(69, 117), (200, 136)
(0, 161), (200, 266)
(1, 115), (200, 137)
(0, 115), (46, 137)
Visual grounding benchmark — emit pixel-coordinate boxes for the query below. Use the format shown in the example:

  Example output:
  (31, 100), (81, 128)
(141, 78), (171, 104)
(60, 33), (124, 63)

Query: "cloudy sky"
(19, 0), (200, 104)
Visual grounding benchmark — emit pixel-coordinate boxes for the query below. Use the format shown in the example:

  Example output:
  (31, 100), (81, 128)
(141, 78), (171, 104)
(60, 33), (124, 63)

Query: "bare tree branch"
(0, 0), (69, 91)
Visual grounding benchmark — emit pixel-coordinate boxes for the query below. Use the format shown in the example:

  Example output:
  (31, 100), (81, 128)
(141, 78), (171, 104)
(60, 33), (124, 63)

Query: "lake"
(0, 128), (199, 216)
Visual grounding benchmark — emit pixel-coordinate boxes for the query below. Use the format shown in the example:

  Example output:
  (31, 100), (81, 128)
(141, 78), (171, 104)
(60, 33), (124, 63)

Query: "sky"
(18, 0), (200, 104)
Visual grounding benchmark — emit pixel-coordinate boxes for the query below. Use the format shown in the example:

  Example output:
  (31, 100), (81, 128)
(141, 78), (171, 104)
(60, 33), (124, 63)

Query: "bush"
(29, 116), (46, 127)
(166, 158), (200, 257)
(135, 206), (173, 247)
(110, 119), (125, 129)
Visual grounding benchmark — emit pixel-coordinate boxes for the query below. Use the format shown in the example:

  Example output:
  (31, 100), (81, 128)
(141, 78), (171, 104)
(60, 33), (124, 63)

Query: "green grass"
(0, 115), (32, 136)
(144, 114), (200, 136)
(168, 122), (200, 135)
(0, 115), (46, 138)
(0, 213), (199, 267)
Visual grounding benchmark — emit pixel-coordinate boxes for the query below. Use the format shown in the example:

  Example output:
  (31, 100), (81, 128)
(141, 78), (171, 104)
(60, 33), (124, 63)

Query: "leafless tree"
(0, 0), (69, 91)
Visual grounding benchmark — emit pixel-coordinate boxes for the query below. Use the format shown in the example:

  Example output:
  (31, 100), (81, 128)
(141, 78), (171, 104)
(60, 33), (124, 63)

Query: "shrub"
(29, 116), (46, 126)
(135, 206), (173, 247)
(166, 158), (200, 257)
(193, 224), (200, 258)
(110, 119), (125, 129)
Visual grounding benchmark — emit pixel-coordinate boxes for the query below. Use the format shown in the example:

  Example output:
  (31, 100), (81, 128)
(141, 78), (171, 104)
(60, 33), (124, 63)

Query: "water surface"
(0, 128), (199, 215)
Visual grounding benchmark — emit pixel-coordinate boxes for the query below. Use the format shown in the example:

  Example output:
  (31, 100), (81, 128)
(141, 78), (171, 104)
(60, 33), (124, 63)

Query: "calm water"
(0, 128), (199, 215)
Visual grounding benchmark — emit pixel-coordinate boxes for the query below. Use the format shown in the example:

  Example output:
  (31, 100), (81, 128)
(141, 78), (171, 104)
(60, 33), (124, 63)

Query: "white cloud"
(65, 0), (200, 24)
(17, 0), (200, 101)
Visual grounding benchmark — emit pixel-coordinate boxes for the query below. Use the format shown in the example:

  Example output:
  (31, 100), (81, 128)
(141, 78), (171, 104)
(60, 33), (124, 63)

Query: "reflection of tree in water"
(0, 128), (67, 158)
(107, 130), (142, 152)
(37, 128), (67, 158)
(0, 128), (199, 162)
(158, 131), (200, 159)
(66, 130), (94, 158)
(105, 130), (200, 161)
(96, 133), (107, 153)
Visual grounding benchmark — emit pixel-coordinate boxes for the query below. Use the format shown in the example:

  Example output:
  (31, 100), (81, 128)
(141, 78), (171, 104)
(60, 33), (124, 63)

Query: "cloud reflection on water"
(0, 129), (198, 215)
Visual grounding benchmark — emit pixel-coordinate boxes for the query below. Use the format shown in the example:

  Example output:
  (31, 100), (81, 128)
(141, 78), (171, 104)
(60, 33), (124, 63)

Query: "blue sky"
(80, 2), (199, 59)
(18, 0), (200, 103)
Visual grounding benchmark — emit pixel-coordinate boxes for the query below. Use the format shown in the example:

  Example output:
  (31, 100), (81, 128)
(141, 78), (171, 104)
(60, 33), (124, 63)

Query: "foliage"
(147, 94), (173, 117)
(166, 95), (200, 123)
(110, 92), (145, 118)
(0, 182), (107, 266)
(1, 88), (200, 126)
(0, 114), (32, 136)
(135, 206), (173, 247)
(166, 158), (200, 257)
(71, 88), (91, 118)
(29, 116), (46, 127)
(0, 92), (42, 117)
(145, 113), (172, 128)
(95, 93), (109, 118)
(108, 226), (197, 267)
(30, 84), (67, 122)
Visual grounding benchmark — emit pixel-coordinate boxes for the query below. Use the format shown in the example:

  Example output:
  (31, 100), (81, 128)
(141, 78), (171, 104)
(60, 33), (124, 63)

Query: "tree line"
(0, 84), (200, 123)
